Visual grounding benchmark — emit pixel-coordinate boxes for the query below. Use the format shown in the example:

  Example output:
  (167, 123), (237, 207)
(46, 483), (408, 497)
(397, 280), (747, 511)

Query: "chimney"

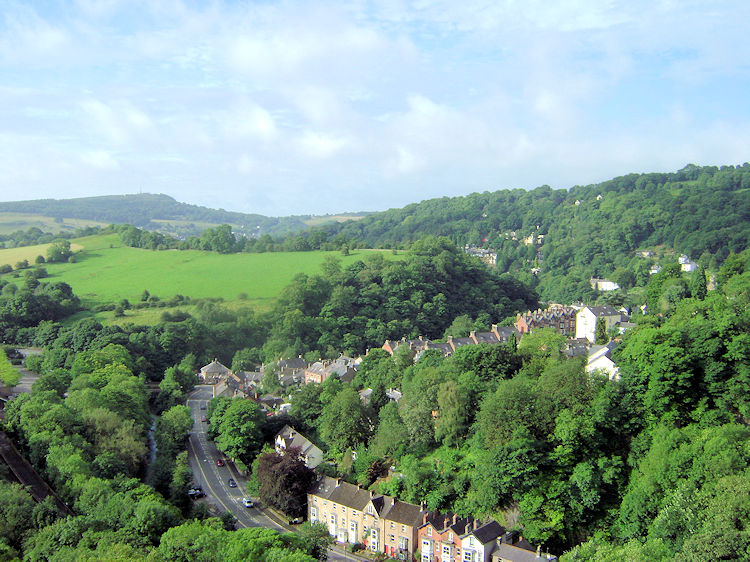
(473, 519), (479, 530)
(370, 490), (374, 498)
(335, 478), (341, 487)
(422, 513), (428, 526)
(444, 517), (449, 530)
(452, 513), (458, 525)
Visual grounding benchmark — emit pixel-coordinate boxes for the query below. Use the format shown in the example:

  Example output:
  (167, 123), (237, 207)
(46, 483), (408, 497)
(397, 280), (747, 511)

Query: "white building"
(461, 521), (504, 562)
(586, 342), (620, 381)
(575, 306), (621, 343)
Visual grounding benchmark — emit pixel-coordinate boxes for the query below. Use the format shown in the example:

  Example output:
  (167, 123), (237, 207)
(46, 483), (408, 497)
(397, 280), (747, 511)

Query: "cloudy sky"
(1, 1), (748, 216)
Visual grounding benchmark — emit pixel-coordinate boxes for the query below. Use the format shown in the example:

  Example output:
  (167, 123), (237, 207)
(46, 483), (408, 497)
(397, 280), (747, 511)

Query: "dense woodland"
(0, 165), (748, 560)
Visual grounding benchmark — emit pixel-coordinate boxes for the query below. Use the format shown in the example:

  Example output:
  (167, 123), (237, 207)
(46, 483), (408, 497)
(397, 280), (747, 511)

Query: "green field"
(0, 212), (106, 235)
(0, 241), (85, 266)
(0, 234), (401, 323)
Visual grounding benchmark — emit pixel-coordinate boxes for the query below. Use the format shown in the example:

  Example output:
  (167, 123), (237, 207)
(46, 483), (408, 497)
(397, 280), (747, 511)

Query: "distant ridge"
(0, 193), (364, 237)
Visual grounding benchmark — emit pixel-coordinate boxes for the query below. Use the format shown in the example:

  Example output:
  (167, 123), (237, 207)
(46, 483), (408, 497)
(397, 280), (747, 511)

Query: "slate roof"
(201, 360), (231, 375)
(587, 305), (620, 318)
(471, 331), (500, 344)
(468, 520), (505, 544)
(380, 497), (424, 526)
(420, 511), (475, 534)
(276, 425), (324, 468)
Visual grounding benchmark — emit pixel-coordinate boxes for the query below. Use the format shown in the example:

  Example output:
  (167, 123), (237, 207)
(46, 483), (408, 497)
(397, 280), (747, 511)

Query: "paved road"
(186, 386), (372, 561)
(186, 386), (288, 531)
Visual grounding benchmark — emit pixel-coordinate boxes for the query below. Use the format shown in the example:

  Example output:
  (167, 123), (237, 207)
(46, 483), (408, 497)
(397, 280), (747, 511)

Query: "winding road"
(186, 386), (367, 561)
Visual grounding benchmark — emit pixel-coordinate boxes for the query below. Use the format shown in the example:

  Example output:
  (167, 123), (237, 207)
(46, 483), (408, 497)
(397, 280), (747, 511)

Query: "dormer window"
(427, 527), (432, 537)
(367, 504), (374, 515)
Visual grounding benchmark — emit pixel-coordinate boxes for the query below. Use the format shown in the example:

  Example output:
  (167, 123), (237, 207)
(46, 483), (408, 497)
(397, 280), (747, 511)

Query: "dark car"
(200, 403), (206, 410)
(288, 516), (302, 525)
(216, 458), (225, 467)
(228, 478), (237, 488)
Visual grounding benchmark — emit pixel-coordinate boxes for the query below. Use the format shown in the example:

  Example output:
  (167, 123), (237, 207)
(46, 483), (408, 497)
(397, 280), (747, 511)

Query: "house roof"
(492, 543), (540, 562)
(467, 520), (504, 544)
(201, 360), (231, 374)
(381, 497), (424, 526)
(279, 356), (308, 371)
(276, 425), (323, 467)
(471, 331), (499, 344)
(585, 305), (620, 318)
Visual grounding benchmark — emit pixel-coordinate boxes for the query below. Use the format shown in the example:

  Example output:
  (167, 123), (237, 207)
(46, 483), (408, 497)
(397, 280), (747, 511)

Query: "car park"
(228, 478), (237, 488)
(242, 497), (254, 508)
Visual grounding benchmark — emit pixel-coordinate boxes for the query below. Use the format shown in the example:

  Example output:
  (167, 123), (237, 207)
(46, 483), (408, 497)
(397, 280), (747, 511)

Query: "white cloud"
(80, 150), (120, 170)
(0, 1), (747, 214)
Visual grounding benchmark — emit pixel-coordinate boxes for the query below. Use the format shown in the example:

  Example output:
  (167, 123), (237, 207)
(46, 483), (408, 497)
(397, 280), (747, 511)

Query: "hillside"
(0, 234), (404, 324)
(0, 193), (366, 238)
(318, 164), (750, 302)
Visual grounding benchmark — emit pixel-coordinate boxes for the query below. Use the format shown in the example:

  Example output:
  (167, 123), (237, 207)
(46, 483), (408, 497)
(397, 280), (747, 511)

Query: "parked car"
(200, 404), (206, 410)
(216, 458), (225, 467)
(201, 416), (207, 422)
(188, 487), (204, 499)
(242, 497), (254, 508)
(288, 516), (302, 525)
(228, 478), (237, 488)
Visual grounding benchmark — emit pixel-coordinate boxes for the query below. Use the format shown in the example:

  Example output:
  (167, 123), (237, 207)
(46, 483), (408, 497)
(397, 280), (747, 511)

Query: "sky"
(1, 0), (749, 217)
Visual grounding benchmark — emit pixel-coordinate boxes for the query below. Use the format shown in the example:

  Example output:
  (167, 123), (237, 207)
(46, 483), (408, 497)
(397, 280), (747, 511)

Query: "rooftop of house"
(468, 520), (505, 544)
(200, 359), (231, 374)
(584, 305), (620, 317)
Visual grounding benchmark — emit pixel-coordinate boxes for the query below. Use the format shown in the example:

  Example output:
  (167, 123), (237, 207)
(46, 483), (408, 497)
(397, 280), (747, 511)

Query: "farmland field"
(0, 234), (402, 322)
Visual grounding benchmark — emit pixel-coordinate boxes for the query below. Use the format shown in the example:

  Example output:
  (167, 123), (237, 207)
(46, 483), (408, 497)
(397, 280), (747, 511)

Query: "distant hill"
(0, 193), (366, 238)
(319, 163), (750, 302)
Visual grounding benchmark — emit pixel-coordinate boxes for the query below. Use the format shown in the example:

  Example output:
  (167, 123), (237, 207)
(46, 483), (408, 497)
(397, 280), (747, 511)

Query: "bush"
(0, 264), (11, 274)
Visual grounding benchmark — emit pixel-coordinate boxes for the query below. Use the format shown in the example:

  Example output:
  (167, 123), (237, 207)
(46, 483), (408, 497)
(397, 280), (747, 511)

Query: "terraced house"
(308, 476), (426, 560)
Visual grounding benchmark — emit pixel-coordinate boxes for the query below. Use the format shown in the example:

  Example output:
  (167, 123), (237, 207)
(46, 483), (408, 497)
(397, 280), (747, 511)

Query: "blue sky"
(1, 0), (748, 216)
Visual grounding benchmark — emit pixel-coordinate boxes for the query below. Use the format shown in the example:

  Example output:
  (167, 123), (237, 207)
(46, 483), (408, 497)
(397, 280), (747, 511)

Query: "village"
(197, 301), (640, 562)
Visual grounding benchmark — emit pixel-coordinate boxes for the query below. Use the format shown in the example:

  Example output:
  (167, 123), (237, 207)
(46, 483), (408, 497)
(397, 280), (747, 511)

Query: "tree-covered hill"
(318, 164), (750, 301)
(0, 194), (362, 238)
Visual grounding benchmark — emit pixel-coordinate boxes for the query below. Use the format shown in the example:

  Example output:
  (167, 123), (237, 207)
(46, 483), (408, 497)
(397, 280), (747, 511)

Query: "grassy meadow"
(0, 212), (106, 235)
(0, 233), (402, 324)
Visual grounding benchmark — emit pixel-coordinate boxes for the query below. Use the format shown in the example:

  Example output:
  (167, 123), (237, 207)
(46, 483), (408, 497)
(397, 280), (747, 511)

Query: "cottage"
(275, 425), (324, 469)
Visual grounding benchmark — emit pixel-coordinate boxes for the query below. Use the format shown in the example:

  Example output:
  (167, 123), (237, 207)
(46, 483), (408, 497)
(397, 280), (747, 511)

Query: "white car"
(242, 497), (254, 508)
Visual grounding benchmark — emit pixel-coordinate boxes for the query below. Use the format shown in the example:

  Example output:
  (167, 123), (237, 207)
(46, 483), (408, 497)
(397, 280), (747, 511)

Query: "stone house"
(515, 306), (577, 336)
(308, 476), (426, 560)
(199, 359), (231, 384)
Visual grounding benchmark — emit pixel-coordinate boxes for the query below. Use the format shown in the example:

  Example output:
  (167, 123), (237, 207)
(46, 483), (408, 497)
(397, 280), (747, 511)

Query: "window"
(463, 550), (473, 561)
(371, 529), (377, 538)
(350, 521), (356, 531)
(427, 526), (432, 537)
(330, 514), (335, 525)
(390, 534), (395, 542)
(401, 525), (406, 533)
(469, 537), (475, 547)
(390, 522), (394, 529)
(442, 544), (451, 556)
(313, 497), (317, 504)
(367, 505), (374, 515)
(399, 537), (408, 550)
(448, 533), (453, 542)
(311, 507), (317, 521)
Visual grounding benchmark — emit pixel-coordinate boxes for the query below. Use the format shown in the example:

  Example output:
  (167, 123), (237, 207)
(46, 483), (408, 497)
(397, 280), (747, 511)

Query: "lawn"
(0, 234), (403, 320)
